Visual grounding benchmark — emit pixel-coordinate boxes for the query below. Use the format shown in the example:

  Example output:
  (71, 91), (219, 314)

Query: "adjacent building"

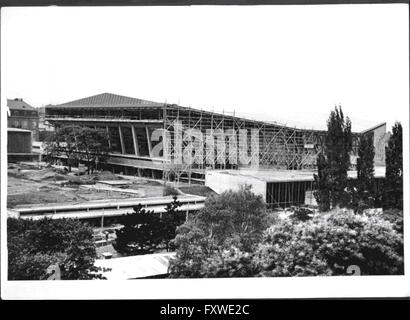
(7, 128), (39, 162)
(7, 98), (39, 141)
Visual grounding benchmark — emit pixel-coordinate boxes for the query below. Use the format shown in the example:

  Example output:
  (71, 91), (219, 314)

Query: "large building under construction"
(45, 93), (388, 207)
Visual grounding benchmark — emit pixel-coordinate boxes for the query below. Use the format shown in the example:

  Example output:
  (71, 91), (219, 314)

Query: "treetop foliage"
(113, 195), (185, 254)
(257, 209), (403, 277)
(193, 185), (268, 251)
(351, 132), (376, 213)
(169, 204), (404, 278)
(44, 124), (109, 174)
(169, 185), (269, 277)
(8, 218), (104, 280)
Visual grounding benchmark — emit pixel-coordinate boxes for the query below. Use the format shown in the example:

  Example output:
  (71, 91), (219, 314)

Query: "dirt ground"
(7, 164), (169, 208)
(124, 178), (167, 197)
(7, 176), (139, 208)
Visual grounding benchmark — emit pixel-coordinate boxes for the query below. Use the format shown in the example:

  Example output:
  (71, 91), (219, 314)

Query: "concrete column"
(145, 126), (153, 157)
(106, 126), (111, 149)
(131, 125), (139, 156)
(118, 125), (125, 154)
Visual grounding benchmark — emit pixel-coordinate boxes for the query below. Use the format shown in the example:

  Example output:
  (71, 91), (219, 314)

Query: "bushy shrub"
(197, 248), (260, 278)
(168, 222), (217, 278)
(163, 185), (180, 196)
(256, 209), (404, 276)
(169, 223), (259, 278)
(8, 252), (60, 280)
(265, 210), (281, 226)
(382, 209), (403, 234)
(289, 206), (314, 222)
(256, 219), (332, 277)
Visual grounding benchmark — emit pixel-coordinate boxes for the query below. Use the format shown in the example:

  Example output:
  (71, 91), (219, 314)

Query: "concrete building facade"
(205, 167), (385, 209)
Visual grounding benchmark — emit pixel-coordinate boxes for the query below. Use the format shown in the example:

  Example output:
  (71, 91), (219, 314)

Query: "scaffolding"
(161, 104), (354, 185)
(46, 100), (362, 185)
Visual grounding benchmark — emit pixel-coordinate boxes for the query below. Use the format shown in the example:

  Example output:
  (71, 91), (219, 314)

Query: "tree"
(113, 205), (163, 255)
(160, 195), (185, 251)
(314, 106), (352, 210)
(314, 153), (331, 211)
(194, 185), (268, 252)
(43, 125), (109, 174)
(44, 125), (81, 172)
(168, 185), (268, 278)
(168, 222), (218, 278)
(354, 133), (375, 212)
(384, 122), (403, 209)
(7, 218), (105, 280)
(76, 127), (109, 174)
(113, 197), (186, 255)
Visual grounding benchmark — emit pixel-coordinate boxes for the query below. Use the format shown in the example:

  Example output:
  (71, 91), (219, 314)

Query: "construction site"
(44, 92), (389, 209)
(6, 92), (390, 277)
(7, 162), (207, 222)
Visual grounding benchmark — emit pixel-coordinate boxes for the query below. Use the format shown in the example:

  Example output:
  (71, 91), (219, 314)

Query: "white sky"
(1, 4), (409, 131)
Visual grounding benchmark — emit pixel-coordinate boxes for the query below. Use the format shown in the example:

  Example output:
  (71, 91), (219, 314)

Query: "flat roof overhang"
(206, 167), (386, 183)
(46, 117), (163, 124)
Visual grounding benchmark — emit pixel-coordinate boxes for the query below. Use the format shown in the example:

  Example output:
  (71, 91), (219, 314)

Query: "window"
(120, 126), (135, 155)
(134, 127), (150, 156)
(96, 126), (109, 148)
(21, 120), (28, 129)
(108, 126), (122, 153)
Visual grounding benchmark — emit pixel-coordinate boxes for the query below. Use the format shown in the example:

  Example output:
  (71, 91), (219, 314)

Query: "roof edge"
(360, 122), (386, 134)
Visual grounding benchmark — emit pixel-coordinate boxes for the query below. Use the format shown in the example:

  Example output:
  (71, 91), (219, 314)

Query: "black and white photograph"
(1, 2), (409, 300)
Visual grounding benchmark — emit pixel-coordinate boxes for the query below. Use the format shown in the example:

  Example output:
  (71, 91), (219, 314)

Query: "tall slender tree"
(314, 153), (331, 211)
(354, 133), (375, 212)
(314, 106), (352, 210)
(161, 195), (185, 252)
(384, 122), (403, 209)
